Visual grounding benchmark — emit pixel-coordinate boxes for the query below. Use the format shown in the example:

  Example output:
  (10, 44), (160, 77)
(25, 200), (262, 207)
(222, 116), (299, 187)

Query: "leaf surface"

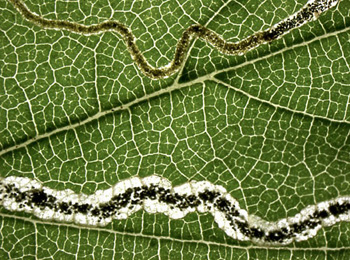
(1, 0), (350, 259)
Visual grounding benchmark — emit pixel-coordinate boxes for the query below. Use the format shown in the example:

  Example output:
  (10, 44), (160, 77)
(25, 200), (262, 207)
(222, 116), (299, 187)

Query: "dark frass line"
(8, 0), (339, 79)
(1, 175), (350, 245)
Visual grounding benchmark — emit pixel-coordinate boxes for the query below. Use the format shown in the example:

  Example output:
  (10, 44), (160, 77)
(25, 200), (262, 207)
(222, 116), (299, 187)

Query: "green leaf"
(1, 0), (350, 259)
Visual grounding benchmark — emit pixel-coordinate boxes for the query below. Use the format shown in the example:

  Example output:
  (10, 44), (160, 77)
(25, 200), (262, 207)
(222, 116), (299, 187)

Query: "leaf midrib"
(1, 23), (349, 158)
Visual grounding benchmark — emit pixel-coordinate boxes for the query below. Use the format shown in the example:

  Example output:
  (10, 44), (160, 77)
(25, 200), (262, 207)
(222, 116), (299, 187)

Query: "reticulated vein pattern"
(9, 0), (339, 78)
(1, 175), (350, 245)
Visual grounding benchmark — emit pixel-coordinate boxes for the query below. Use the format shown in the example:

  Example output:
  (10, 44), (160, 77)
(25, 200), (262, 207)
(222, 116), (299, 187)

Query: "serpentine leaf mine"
(9, 0), (339, 78)
(3, 0), (346, 246)
(1, 175), (350, 245)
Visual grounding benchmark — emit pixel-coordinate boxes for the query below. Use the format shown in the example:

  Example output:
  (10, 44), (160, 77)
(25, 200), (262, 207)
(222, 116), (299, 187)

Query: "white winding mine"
(0, 175), (349, 245)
